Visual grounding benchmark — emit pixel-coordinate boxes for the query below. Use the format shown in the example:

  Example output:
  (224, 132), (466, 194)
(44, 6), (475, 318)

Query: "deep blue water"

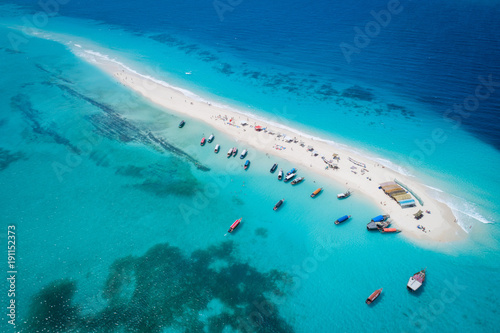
(1, 1), (500, 332)
(12, 0), (500, 148)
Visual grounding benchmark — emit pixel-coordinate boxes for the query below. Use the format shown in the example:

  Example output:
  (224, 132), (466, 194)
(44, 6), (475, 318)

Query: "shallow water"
(1, 2), (500, 332)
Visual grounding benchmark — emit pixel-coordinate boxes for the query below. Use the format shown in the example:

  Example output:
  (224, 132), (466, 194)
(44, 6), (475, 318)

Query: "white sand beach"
(83, 52), (466, 243)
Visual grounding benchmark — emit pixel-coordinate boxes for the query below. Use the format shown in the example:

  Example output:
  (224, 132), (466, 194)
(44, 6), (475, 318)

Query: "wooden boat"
(244, 160), (250, 170)
(200, 137), (206, 146)
(286, 168), (297, 176)
(278, 169), (283, 180)
(335, 215), (350, 224)
(270, 163), (278, 173)
(311, 187), (323, 198)
(366, 221), (391, 230)
(284, 173), (296, 182)
(228, 218), (242, 233)
(208, 134), (214, 143)
(291, 177), (304, 185)
(407, 269), (426, 291)
(232, 147), (238, 157)
(379, 228), (401, 233)
(227, 148), (233, 157)
(371, 215), (390, 222)
(273, 199), (284, 211)
(337, 190), (351, 199)
(366, 288), (383, 305)
(240, 149), (248, 159)
(178, 120), (185, 128)
(214, 144), (220, 153)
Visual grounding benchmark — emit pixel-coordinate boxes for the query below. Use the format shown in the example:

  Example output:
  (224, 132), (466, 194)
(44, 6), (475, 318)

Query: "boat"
(270, 163), (278, 173)
(232, 147), (238, 157)
(244, 160), (250, 170)
(178, 120), (185, 128)
(311, 187), (323, 198)
(227, 148), (233, 157)
(278, 169), (283, 180)
(371, 215), (390, 222)
(214, 144), (220, 153)
(335, 215), (351, 224)
(291, 177), (304, 185)
(366, 288), (383, 305)
(208, 134), (214, 143)
(240, 149), (248, 159)
(273, 199), (284, 211)
(286, 168), (297, 176)
(200, 137), (206, 146)
(284, 173), (296, 182)
(228, 218), (242, 233)
(337, 190), (351, 199)
(366, 221), (391, 230)
(407, 269), (426, 292)
(379, 228), (401, 233)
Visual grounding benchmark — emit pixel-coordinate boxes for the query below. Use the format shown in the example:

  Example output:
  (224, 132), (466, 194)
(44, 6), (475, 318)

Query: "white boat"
(214, 144), (220, 153)
(278, 169), (283, 180)
(227, 148), (233, 157)
(337, 190), (351, 199)
(208, 134), (214, 143)
(407, 269), (426, 292)
(240, 149), (248, 159)
(284, 173), (296, 182)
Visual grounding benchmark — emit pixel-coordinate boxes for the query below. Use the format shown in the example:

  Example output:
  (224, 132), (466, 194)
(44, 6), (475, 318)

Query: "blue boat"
(286, 168), (296, 176)
(335, 215), (351, 225)
(371, 215), (390, 222)
(244, 160), (250, 170)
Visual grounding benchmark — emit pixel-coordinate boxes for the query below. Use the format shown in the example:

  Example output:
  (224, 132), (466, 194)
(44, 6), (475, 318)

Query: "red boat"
(200, 137), (206, 146)
(228, 218), (242, 233)
(366, 288), (383, 304)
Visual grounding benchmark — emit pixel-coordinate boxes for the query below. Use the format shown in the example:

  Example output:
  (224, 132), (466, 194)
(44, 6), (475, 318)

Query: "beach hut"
(399, 200), (416, 208)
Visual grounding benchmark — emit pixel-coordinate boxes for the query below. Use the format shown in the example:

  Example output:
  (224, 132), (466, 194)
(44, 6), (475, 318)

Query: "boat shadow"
(408, 285), (425, 296)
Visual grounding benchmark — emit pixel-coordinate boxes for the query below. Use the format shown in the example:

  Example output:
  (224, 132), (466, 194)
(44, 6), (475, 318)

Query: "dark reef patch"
(255, 227), (268, 238)
(116, 161), (202, 197)
(10, 94), (81, 154)
(215, 63), (234, 75)
(0, 148), (25, 171)
(341, 85), (374, 102)
(55, 84), (210, 172)
(23, 242), (293, 332)
(24, 280), (81, 332)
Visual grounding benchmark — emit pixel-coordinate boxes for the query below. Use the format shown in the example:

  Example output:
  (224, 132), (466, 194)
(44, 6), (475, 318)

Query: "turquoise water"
(1, 3), (500, 332)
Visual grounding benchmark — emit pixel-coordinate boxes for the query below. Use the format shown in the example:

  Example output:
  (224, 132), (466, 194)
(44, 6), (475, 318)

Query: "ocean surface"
(1, 1), (500, 332)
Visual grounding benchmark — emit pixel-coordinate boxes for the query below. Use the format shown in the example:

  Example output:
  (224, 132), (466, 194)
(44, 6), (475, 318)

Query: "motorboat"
(178, 120), (185, 128)
(232, 147), (238, 157)
(286, 168), (297, 176)
(291, 177), (304, 185)
(240, 149), (248, 159)
(200, 137), (206, 146)
(407, 269), (426, 292)
(335, 215), (351, 224)
(270, 163), (278, 173)
(228, 218), (242, 233)
(379, 228), (401, 233)
(214, 144), (220, 153)
(366, 221), (391, 231)
(284, 173), (296, 182)
(244, 160), (250, 170)
(227, 148), (233, 157)
(273, 199), (284, 211)
(366, 288), (383, 305)
(278, 169), (283, 180)
(208, 134), (214, 143)
(337, 190), (351, 199)
(311, 187), (323, 198)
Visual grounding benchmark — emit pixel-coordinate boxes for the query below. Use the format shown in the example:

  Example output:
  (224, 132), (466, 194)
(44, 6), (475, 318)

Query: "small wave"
(423, 184), (444, 193)
(372, 157), (414, 177)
